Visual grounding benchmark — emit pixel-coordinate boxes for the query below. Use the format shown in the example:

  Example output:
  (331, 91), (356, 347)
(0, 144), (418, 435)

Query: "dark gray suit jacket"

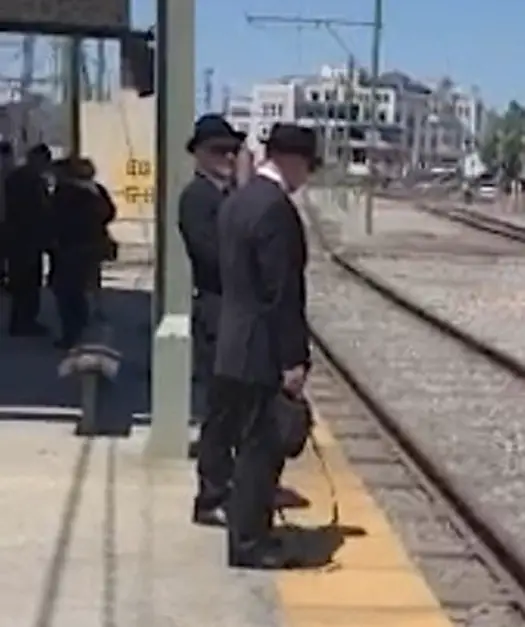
(214, 175), (310, 389)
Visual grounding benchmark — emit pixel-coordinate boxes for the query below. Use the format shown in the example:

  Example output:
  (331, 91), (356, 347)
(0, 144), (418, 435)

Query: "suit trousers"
(190, 291), (220, 424)
(196, 375), (283, 551)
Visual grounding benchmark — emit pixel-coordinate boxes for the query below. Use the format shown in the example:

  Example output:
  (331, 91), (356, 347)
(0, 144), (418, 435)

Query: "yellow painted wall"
(80, 90), (155, 219)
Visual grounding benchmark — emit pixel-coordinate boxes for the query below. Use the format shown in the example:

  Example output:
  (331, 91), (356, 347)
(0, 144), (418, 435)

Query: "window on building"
(276, 103), (284, 117)
(310, 90), (320, 102)
(259, 125), (269, 139)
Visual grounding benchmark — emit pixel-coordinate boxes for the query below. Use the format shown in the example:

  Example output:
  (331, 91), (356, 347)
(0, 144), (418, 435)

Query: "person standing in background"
(0, 141), (15, 290)
(4, 143), (52, 336)
(49, 157), (116, 349)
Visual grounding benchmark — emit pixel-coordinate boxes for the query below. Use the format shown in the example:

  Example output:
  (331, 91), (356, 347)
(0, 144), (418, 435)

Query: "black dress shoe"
(229, 542), (300, 570)
(192, 505), (227, 528)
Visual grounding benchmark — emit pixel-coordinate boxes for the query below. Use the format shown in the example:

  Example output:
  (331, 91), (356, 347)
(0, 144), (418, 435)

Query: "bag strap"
(275, 426), (342, 571)
(309, 428), (340, 526)
(276, 426), (340, 528)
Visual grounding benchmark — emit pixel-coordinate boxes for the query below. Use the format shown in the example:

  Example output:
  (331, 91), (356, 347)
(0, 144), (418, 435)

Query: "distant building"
(226, 65), (487, 173)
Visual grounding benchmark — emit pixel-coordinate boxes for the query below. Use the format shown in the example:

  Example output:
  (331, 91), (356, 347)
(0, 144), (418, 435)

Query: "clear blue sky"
(132, 0), (525, 111)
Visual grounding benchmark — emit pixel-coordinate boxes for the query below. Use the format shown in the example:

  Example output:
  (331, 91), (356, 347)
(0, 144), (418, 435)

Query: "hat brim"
(186, 130), (246, 154)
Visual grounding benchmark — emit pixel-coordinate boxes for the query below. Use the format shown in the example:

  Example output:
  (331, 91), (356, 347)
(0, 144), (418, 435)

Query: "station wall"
(81, 90), (155, 219)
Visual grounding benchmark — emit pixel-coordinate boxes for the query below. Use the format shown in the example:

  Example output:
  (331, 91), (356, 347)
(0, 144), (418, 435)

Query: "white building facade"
(226, 65), (487, 171)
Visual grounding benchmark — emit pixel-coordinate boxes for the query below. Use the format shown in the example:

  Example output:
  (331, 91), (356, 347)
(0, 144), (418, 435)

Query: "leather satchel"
(274, 391), (314, 459)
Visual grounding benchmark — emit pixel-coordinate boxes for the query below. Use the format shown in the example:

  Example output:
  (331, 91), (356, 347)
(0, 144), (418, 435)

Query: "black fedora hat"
(263, 123), (322, 170)
(186, 114), (246, 154)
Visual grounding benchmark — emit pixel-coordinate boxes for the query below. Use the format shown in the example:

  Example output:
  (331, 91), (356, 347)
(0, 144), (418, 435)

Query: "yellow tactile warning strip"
(276, 413), (454, 627)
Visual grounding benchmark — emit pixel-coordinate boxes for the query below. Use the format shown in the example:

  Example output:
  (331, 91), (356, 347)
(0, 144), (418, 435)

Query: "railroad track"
(303, 198), (525, 626)
(417, 203), (525, 244)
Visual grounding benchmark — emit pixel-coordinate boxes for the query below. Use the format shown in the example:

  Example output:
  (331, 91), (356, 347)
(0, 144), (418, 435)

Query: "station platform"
(1, 406), (452, 626)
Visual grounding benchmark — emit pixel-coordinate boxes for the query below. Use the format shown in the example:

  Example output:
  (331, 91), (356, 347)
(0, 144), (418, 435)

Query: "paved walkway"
(0, 424), (282, 627)
(0, 413), (451, 627)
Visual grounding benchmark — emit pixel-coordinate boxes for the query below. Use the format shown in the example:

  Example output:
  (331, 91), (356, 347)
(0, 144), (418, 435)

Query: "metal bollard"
(58, 344), (121, 436)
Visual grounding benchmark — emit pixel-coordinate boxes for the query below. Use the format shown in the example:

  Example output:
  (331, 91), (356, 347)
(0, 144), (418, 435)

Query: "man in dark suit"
(178, 114), (246, 459)
(194, 123), (318, 569)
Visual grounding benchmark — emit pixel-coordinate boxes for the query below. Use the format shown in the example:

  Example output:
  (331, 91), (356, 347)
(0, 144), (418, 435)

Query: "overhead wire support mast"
(364, 0), (383, 235)
(246, 8), (383, 235)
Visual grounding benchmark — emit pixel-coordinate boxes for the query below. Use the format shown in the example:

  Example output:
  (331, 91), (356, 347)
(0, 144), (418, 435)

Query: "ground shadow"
(0, 286), (151, 425)
(277, 522), (367, 570)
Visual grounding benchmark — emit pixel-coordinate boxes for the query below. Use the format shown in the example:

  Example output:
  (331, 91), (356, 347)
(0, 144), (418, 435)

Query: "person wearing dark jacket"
(194, 123), (318, 569)
(178, 114), (245, 459)
(49, 157), (115, 348)
(4, 143), (52, 335)
(0, 141), (15, 290)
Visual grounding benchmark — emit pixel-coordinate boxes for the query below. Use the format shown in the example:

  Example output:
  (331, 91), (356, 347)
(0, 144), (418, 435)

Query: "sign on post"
(121, 157), (155, 205)
(0, 0), (129, 31)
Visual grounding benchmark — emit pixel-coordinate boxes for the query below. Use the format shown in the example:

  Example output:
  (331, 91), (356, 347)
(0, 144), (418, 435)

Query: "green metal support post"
(146, 0), (194, 459)
(364, 0), (382, 235)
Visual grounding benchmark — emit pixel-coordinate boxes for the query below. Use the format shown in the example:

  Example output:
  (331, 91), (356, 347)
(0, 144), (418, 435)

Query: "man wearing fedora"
(193, 122), (319, 569)
(179, 114), (246, 460)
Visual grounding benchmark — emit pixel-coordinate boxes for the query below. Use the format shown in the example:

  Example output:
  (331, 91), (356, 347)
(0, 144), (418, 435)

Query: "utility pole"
(69, 38), (82, 156)
(364, 0), (383, 235)
(147, 0), (194, 459)
(95, 40), (106, 101)
(20, 35), (35, 153)
(340, 53), (354, 210)
(221, 85), (231, 115)
(203, 67), (214, 112)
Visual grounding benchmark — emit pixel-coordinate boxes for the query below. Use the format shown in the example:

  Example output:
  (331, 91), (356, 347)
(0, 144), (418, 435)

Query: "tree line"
(480, 100), (525, 185)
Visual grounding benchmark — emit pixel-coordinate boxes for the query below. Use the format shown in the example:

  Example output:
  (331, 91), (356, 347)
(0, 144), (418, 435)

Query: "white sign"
(0, 0), (129, 29)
